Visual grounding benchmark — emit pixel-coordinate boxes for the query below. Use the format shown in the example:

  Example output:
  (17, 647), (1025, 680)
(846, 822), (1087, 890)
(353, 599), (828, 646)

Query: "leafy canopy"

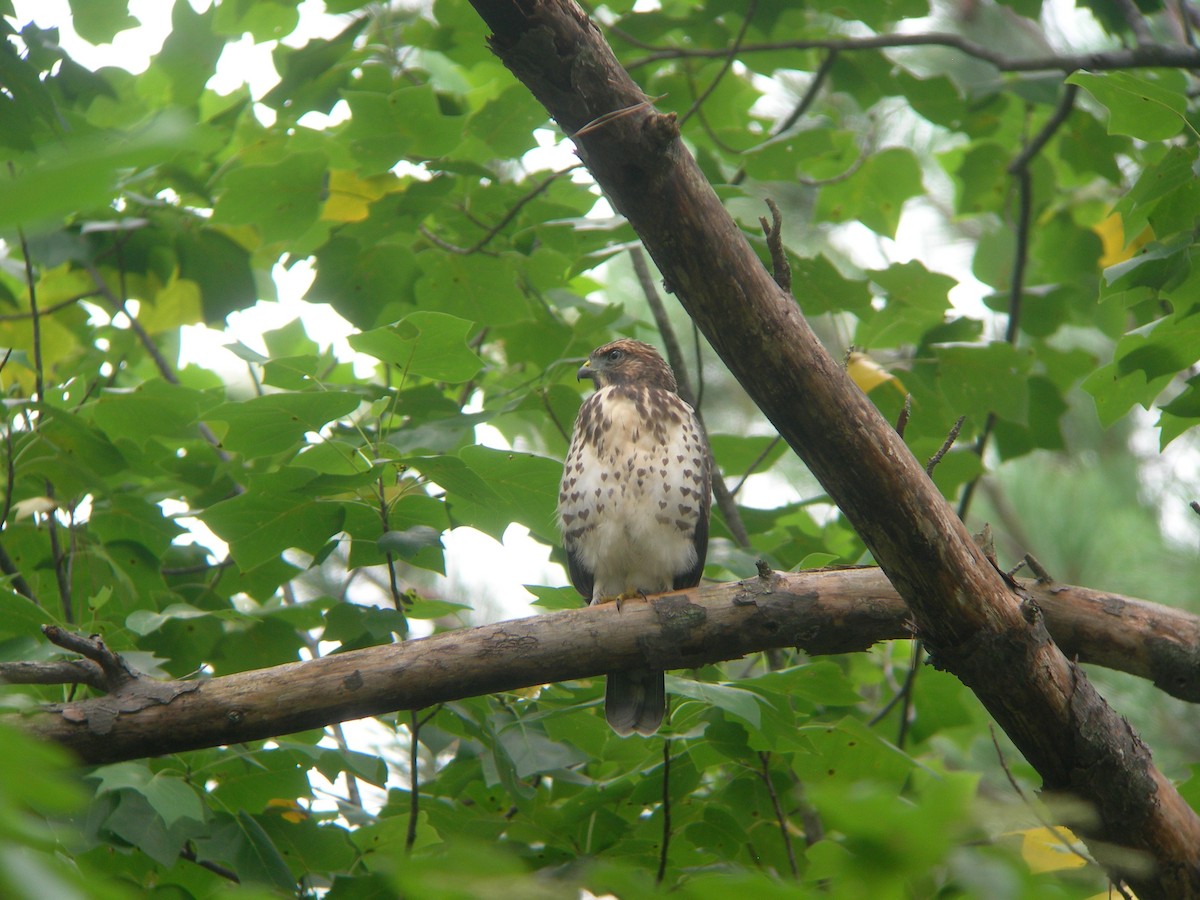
(1, 0), (1198, 897)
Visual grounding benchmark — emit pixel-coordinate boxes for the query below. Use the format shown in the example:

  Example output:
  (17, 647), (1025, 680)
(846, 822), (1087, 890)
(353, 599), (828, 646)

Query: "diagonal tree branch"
(465, 2), (1200, 895)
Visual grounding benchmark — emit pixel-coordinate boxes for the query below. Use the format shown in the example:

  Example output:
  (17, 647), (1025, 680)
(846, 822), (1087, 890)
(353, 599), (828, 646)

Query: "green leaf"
(234, 810), (297, 890)
(349, 311), (484, 382)
(343, 84), (464, 171)
(1066, 71), (1187, 141)
(91, 380), (221, 448)
(0, 115), (194, 231)
(815, 147), (923, 237)
(152, 1), (225, 105)
(204, 391), (361, 458)
(1111, 145), (1198, 238)
(378, 525), (444, 559)
(934, 342), (1032, 424)
(857, 261), (956, 348)
(68, 0), (137, 44)
(203, 486), (347, 571)
(214, 151), (329, 243)
(667, 677), (762, 728)
(414, 254), (532, 326)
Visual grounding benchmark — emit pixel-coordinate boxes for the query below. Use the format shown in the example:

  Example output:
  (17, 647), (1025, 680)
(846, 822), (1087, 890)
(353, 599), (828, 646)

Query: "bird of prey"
(557, 339), (712, 736)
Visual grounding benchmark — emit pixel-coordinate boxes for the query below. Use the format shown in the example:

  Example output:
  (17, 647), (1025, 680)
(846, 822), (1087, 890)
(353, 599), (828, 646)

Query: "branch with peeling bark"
(465, 2), (1200, 895)
(10, 568), (1200, 767)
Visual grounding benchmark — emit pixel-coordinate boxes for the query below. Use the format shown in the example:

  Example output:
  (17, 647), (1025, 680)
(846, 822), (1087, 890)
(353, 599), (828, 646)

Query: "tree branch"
(467, 3), (1200, 894)
(14, 568), (1200, 765)
(623, 31), (1200, 74)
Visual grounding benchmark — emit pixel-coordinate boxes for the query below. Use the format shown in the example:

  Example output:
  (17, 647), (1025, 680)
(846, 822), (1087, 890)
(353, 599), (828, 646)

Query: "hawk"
(558, 339), (712, 736)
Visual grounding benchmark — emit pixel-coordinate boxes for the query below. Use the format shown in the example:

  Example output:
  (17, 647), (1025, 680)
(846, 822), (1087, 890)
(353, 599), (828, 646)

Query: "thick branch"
(16, 569), (1200, 766)
(468, 2), (1200, 895)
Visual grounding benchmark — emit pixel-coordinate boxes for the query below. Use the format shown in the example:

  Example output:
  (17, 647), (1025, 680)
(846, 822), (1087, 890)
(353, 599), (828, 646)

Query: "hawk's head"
(578, 339), (678, 393)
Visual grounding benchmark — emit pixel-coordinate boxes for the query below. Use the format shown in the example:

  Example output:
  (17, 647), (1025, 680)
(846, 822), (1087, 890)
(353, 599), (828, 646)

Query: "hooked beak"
(577, 361), (595, 382)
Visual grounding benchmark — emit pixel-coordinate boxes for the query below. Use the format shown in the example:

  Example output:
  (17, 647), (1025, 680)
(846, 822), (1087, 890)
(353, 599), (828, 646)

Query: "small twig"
(895, 639), (922, 749)
(41, 625), (138, 690)
(774, 49), (839, 135)
(573, 96), (666, 138)
(730, 435), (782, 498)
(895, 394), (912, 439)
(1190, 500), (1200, 518)
(161, 557), (236, 577)
(925, 415), (966, 476)
(959, 86), (1076, 522)
(0, 542), (37, 603)
(17, 227), (45, 405)
(679, 0), (757, 129)
(0, 291), (99, 322)
(419, 166), (580, 256)
(656, 738), (672, 885)
(758, 199), (791, 293)
(541, 388), (571, 443)
(868, 637), (922, 731)
(180, 842), (241, 883)
(0, 658), (106, 689)
(757, 751), (799, 877)
(988, 725), (1107, 882)
(1023, 553), (1054, 584)
(376, 479), (406, 611)
(406, 709), (421, 854)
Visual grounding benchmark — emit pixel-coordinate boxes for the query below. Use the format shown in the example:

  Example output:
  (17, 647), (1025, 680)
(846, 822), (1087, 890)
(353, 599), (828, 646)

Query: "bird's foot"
(595, 589), (650, 612)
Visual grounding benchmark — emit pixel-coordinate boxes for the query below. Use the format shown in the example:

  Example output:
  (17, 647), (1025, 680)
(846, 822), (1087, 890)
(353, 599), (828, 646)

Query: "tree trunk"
(466, 1), (1200, 895)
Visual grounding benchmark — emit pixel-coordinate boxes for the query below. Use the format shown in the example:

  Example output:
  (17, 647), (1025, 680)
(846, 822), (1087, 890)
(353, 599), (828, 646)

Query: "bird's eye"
(607, 348), (624, 361)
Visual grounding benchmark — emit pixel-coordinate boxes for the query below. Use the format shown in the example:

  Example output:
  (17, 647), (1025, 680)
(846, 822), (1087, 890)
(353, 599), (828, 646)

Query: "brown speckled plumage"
(558, 339), (712, 736)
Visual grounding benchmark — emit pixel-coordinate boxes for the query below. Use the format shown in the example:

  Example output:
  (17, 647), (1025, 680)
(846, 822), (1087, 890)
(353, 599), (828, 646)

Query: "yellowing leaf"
(266, 798), (309, 823)
(1013, 826), (1089, 874)
(140, 275), (203, 334)
(321, 169), (400, 223)
(1095, 213), (1153, 268)
(847, 351), (905, 395)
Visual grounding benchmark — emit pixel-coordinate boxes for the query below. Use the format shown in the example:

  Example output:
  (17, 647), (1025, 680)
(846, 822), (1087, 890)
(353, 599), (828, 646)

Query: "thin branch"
(895, 394), (912, 440)
(377, 478), (406, 610)
(758, 199), (791, 293)
(180, 841), (241, 884)
(925, 415), (966, 476)
(988, 725), (1111, 886)
(775, 49), (838, 134)
(758, 751), (798, 877)
(630, 247), (752, 547)
(625, 31), (1200, 74)
(0, 291), (99, 322)
(656, 738), (672, 885)
(406, 709), (421, 854)
(678, 0), (757, 129)
(1112, 0), (1154, 45)
(0, 658), (105, 689)
(18, 229), (73, 621)
(419, 166), (581, 255)
(729, 435), (782, 498)
(0, 542), (37, 604)
(958, 86), (1077, 522)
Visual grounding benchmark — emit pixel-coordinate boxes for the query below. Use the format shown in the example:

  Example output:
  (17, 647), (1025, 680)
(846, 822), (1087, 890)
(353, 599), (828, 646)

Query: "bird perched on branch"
(557, 339), (712, 736)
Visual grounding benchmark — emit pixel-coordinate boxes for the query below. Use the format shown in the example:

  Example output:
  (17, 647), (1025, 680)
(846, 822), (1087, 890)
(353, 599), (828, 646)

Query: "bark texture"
(467, 1), (1200, 895)
(19, 569), (1200, 767)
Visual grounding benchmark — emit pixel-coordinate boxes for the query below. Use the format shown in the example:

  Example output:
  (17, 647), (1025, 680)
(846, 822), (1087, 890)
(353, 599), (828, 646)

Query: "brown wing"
(673, 396), (711, 590)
